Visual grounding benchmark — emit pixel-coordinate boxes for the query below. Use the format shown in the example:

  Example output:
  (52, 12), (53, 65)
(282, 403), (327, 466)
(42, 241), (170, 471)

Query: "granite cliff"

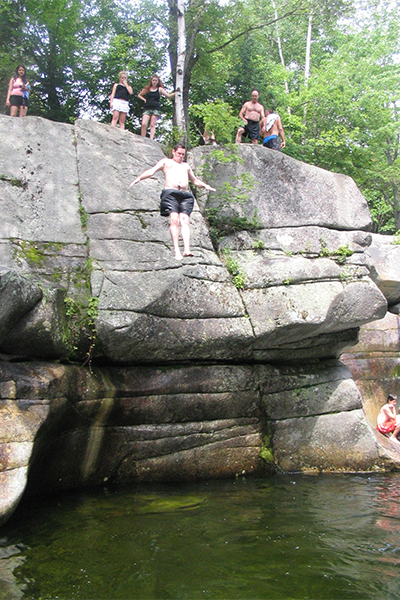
(1, 115), (399, 526)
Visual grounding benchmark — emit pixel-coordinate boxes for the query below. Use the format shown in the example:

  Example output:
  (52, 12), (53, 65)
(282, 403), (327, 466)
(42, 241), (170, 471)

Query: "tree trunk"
(175, 0), (186, 138)
(393, 184), (400, 232)
(165, 0), (299, 143)
(271, 0), (289, 95)
(302, 9), (313, 144)
(304, 10), (313, 85)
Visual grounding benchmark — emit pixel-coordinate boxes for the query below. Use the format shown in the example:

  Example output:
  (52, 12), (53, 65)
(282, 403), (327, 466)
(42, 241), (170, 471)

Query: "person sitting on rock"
(130, 143), (216, 261)
(377, 394), (400, 441)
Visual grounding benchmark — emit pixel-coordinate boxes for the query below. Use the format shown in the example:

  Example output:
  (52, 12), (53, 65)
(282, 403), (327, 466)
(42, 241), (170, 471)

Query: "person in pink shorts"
(377, 394), (400, 441)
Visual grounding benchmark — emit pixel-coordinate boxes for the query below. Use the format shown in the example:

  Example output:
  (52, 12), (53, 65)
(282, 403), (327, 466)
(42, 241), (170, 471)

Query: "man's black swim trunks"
(160, 188), (195, 217)
(242, 119), (260, 140)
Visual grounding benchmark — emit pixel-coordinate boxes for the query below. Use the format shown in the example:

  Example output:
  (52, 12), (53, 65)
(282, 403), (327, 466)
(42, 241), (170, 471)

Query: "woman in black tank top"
(110, 71), (133, 130)
(138, 75), (179, 139)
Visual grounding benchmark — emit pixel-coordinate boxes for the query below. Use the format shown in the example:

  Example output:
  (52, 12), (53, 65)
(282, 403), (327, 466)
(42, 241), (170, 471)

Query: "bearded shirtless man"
(261, 108), (286, 150)
(377, 394), (400, 442)
(130, 144), (216, 260)
(235, 90), (265, 144)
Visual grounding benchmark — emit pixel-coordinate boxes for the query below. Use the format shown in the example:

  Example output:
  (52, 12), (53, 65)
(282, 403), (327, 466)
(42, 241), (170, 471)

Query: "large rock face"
(0, 115), (396, 526)
(342, 234), (400, 441)
(0, 117), (386, 364)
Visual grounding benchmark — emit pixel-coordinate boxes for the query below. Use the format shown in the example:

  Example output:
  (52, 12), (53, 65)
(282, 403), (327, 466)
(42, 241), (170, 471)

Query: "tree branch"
(205, 8), (304, 55)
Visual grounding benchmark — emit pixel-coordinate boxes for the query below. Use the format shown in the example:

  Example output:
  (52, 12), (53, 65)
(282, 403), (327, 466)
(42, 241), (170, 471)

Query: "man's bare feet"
(183, 252), (194, 257)
(175, 251), (183, 260)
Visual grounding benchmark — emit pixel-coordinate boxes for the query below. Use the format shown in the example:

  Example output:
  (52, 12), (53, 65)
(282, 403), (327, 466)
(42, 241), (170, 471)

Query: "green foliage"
(79, 202), (88, 231)
(260, 435), (274, 463)
(0, 174), (26, 188)
(339, 268), (352, 281)
(91, 2), (168, 132)
(207, 208), (262, 248)
(318, 242), (354, 264)
(63, 293), (99, 366)
(253, 239), (265, 251)
(86, 296), (99, 327)
(162, 126), (187, 155)
(367, 191), (396, 234)
(318, 241), (331, 257)
(14, 240), (46, 267)
(2, 0), (400, 235)
(281, 3), (400, 230)
(333, 244), (354, 262)
(0, 0), (26, 105)
(221, 249), (246, 290)
(64, 295), (79, 318)
(190, 100), (242, 145)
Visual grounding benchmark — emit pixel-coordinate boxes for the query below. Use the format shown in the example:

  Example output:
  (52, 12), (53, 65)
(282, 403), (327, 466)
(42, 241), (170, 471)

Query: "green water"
(1, 473), (400, 599)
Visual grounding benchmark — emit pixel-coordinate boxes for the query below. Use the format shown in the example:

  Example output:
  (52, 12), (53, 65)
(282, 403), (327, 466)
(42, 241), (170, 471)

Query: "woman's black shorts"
(10, 95), (29, 108)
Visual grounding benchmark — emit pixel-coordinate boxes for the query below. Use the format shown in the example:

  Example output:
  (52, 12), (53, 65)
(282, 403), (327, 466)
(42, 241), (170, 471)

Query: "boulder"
(190, 145), (372, 230)
(0, 269), (42, 344)
(0, 118), (388, 363)
(0, 117), (397, 527)
(0, 115), (85, 244)
(342, 233), (400, 433)
(367, 233), (400, 308)
(342, 311), (400, 428)
(2, 359), (397, 524)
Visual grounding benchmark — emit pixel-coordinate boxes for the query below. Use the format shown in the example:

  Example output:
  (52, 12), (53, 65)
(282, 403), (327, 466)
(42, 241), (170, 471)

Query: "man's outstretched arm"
(130, 159), (166, 187)
(188, 168), (216, 191)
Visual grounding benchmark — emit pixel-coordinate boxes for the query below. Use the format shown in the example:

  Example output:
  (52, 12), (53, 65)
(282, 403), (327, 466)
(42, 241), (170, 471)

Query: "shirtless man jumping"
(261, 108), (286, 150)
(130, 143), (215, 260)
(235, 90), (265, 145)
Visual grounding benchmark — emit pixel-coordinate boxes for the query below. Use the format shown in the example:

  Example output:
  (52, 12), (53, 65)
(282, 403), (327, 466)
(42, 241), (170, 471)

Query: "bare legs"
(141, 114), (159, 139)
(111, 110), (127, 130)
(235, 126), (259, 144)
(141, 113), (150, 136)
(10, 105), (27, 117)
(169, 212), (192, 260)
(392, 423), (400, 441)
(235, 126), (245, 144)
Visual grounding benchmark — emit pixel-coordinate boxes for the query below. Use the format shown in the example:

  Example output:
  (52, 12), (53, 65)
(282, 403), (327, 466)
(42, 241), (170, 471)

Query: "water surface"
(1, 473), (400, 599)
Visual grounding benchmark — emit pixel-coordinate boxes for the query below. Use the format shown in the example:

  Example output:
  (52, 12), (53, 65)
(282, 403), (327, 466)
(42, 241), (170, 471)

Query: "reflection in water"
(1, 474), (400, 599)
(0, 542), (25, 599)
